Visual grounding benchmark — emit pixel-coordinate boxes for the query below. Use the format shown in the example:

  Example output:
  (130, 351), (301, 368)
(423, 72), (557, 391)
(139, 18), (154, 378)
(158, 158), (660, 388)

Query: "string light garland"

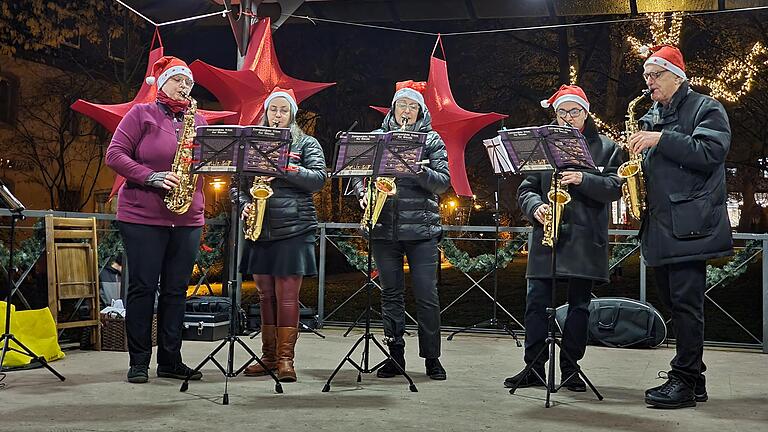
(689, 42), (768, 102)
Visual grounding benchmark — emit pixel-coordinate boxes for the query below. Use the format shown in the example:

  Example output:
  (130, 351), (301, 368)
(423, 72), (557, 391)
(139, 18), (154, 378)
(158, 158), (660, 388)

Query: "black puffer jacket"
(639, 81), (733, 266)
(231, 131), (326, 241)
(518, 116), (623, 282)
(352, 107), (451, 241)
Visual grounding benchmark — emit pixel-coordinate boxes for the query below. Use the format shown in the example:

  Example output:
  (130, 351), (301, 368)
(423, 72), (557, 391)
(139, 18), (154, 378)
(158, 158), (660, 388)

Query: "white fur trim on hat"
(644, 57), (687, 80)
(155, 65), (193, 90)
(392, 88), (426, 112)
(549, 95), (590, 112)
(264, 91), (299, 115)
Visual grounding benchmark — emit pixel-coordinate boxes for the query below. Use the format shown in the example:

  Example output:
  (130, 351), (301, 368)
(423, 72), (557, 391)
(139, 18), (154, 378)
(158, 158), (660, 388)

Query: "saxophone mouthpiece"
(642, 89), (652, 96)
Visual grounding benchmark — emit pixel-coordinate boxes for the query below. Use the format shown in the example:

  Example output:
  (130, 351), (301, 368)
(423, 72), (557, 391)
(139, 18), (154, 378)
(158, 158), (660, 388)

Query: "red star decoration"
(373, 44), (507, 196)
(70, 31), (237, 198)
(190, 17), (335, 125)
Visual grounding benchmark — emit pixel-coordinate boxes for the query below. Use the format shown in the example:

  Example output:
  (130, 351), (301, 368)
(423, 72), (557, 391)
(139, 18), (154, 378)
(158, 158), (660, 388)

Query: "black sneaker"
(645, 375), (696, 409)
(377, 345), (405, 378)
(157, 362), (203, 381)
(425, 358), (446, 381)
(560, 370), (586, 392)
(127, 365), (149, 383)
(504, 367), (546, 389)
(646, 371), (707, 402)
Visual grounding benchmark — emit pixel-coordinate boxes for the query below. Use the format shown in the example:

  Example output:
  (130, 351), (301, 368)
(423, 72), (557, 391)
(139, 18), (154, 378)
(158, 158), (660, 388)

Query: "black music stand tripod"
(0, 183), (65, 382)
(502, 127), (603, 407)
(322, 128), (420, 393)
(447, 174), (522, 346)
(180, 126), (291, 403)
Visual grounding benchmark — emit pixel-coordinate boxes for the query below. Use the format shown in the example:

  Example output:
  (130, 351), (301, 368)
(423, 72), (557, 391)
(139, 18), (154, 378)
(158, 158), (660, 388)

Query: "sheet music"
(333, 132), (383, 177)
(499, 127), (552, 172)
(193, 125), (244, 173)
(378, 131), (426, 177)
(243, 126), (292, 174)
(539, 125), (596, 170)
(482, 136), (515, 174)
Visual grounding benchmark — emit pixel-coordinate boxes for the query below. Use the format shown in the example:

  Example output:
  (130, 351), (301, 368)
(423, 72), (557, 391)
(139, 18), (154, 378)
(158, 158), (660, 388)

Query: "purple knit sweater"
(106, 102), (208, 227)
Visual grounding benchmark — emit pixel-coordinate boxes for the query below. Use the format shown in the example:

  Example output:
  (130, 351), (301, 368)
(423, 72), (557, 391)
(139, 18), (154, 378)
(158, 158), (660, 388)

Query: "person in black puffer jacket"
(230, 88), (326, 383)
(352, 80), (451, 380)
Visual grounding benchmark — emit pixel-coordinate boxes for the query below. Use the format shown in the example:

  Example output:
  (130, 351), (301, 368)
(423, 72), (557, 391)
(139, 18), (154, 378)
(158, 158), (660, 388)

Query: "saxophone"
(359, 115), (406, 231)
(244, 121), (278, 241)
(617, 90), (651, 220)
(164, 92), (199, 214)
(541, 173), (571, 247)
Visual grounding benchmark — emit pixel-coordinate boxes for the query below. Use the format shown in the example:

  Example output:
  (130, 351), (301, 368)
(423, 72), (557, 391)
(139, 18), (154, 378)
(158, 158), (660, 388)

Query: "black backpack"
(556, 297), (667, 348)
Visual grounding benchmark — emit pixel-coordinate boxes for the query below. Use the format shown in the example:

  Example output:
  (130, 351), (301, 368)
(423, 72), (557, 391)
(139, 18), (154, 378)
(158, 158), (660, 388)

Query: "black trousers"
(118, 222), (202, 366)
(653, 260), (707, 386)
(523, 277), (592, 372)
(372, 238), (441, 359)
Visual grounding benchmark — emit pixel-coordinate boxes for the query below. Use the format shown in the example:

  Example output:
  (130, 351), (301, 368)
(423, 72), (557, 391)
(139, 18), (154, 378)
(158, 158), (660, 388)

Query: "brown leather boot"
(244, 324), (277, 376)
(276, 326), (299, 382)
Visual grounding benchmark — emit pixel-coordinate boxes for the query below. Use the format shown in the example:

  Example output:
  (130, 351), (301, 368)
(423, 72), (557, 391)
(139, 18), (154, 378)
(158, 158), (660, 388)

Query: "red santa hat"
(642, 45), (687, 80)
(392, 80), (427, 112)
(144, 56), (193, 89)
(540, 85), (590, 112)
(264, 87), (299, 115)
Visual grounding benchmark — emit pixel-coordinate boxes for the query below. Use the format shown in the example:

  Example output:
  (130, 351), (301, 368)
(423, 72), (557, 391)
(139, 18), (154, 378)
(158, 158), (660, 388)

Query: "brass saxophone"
(164, 92), (199, 214)
(359, 115), (406, 231)
(541, 173), (571, 247)
(617, 90), (651, 220)
(244, 121), (278, 241)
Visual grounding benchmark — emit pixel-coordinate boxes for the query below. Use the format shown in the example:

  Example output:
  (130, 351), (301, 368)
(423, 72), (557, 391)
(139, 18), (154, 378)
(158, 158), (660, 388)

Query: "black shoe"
(561, 370), (586, 392)
(127, 365), (149, 384)
(425, 358), (446, 381)
(157, 362), (203, 381)
(504, 367), (546, 389)
(645, 375), (696, 409)
(646, 371), (707, 402)
(377, 345), (405, 378)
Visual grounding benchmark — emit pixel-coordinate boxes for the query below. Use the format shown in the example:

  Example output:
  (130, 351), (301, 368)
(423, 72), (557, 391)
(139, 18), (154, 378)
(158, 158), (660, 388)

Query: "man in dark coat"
(504, 85), (623, 392)
(352, 80), (451, 380)
(629, 45), (732, 409)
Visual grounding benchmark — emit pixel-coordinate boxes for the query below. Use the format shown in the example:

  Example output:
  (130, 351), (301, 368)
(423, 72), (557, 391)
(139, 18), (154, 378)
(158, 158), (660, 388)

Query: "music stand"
(321, 129), (428, 393)
(499, 125), (604, 407)
(0, 182), (65, 381)
(179, 125), (293, 403)
(447, 136), (524, 345)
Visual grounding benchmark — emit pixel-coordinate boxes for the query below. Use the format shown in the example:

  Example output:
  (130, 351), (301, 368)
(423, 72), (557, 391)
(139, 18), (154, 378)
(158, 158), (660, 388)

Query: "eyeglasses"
(556, 108), (584, 118)
(395, 101), (420, 111)
(169, 76), (194, 87)
(642, 70), (668, 81)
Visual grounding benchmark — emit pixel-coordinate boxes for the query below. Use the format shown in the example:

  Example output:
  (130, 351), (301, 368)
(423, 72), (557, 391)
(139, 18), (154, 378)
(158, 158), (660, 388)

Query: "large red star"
(71, 39), (237, 131)
(190, 17), (336, 126)
(373, 52), (507, 197)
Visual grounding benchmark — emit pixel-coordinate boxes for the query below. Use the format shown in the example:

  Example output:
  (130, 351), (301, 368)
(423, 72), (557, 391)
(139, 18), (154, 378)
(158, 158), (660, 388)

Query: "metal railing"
(2, 210), (767, 352)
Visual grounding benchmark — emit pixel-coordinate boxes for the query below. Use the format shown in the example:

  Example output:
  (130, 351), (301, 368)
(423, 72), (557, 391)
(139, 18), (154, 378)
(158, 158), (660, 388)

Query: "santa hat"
(540, 85), (590, 112)
(264, 87), (299, 115)
(145, 56), (193, 89)
(392, 80), (427, 112)
(642, 45), (687, 80)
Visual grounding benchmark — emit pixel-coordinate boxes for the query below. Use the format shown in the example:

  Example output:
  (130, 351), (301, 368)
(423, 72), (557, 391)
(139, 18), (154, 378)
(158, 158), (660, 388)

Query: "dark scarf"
(157, 90), (190, 114)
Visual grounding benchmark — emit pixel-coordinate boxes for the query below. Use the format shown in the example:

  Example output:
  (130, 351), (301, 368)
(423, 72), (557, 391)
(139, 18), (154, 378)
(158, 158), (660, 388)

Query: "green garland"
(706, 240), (761, 288)
(609, 235), (640, 269)
(197, 214), (227, 269)
(0, 220), (45, 274)
(333, 233), (528, 274)
(441, 234), (528, 273)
